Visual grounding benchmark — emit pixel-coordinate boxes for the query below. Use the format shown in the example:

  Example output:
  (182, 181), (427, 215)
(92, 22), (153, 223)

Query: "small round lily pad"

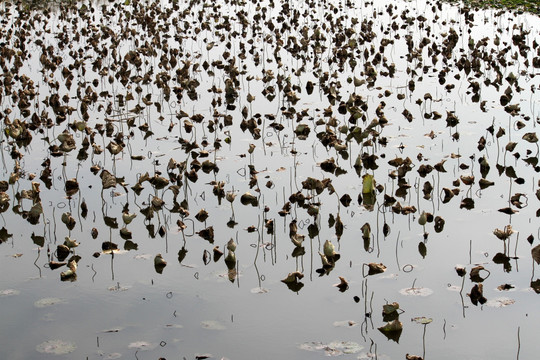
(36, 340), (76, 355)
(250, 287), (269, 294)
(333, 320), (358, 327)
(412, 317), (433, 324)
(105, 353), (122, 359)
(399, 287), (433, 297)
(127, 341), (156, 350)
(486, 297), (515, 308)
(0, 289), (20, 297)
(34, 297), (67, 308)
(299, 341), (363, 356)
(201, 320), (226, 330)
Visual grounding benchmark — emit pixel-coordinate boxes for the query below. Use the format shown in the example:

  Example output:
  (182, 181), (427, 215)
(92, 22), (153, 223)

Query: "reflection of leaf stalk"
(422, 323), (427, 359)
(395, 231), (401, 270)
(516, 326), (521, 360)
(34, 247), (42, 278)
(109, 228), (115, 280)
(459, 275), (466, 318)
(91, 263), (97, 282)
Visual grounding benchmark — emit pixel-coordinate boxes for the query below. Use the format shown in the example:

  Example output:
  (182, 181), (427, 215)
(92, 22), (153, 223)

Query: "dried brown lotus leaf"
(196, 226), (214, 243)
(479, 178), (494, 189)
(100, 170), (117, 189)
(122, 212), (136, 224)
(151, 196), (164, 209)
(412, 317), (432, 324)
(195, 209), (209, 222)
(149, 175), (169, 189)
(240, 192), (258, 206)
(366, 262), (386, 275)
(154, 254), (167, 267)
(27, 201), (43, 224)
(522, 132), (538, 143)
(334, 276), (349, 292)
(468, 283), (487, 305)
(281, 271), (304, 283)
(323, 240), (337, 257)
(382, 302), (400, 315)
(493, 225), (514, 240)
(63, 236), (79, 249)
(531, 244), (540, 265)
(469, 265), (489, 283)
(455, 266), (467, 277)
(378, 319), (403, 333)
(120, 227), (132, 240)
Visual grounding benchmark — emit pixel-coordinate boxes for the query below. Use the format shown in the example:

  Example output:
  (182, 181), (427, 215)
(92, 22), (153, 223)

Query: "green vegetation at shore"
(448, 0), (540, 15)
(14, 0), (540, 15)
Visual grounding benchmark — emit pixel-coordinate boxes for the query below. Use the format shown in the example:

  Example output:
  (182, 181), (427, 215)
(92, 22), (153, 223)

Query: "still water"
(0, 0), (539, 359)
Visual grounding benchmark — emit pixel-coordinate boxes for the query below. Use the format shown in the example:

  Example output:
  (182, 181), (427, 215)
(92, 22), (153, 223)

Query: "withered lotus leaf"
(366, 262), (386, 276)
(531, 244), (540, 265)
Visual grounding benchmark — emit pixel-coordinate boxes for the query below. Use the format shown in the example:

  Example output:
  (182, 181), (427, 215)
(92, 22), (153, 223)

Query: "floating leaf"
(399, 287), (433, 297)
(0, 289), (20, 297)
(34, 297), (67, 308)
(127, 341), (157, 350)
(201, 320), (226, 330)
(333, 320), (358, 327)
(36, 340), (76, 355)
(412, 317), (432, 324)
(486, 297), (515, 307)
(298, 341), (363, 356)
(497, 284), (515, 291)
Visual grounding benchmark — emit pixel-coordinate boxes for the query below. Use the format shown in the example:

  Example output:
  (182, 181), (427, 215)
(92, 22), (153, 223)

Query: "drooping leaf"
(382, 302), (400, 315)
(0, 227), (13, 244)
(362, 174), (374, 194)
(532, 244), (540, 265)
(100, 170), (117, 189)
(365, 262), (386, 276)
(333, 276), (349, 292)
(378, 320), (403, 342)
(522, 132), (538, 143)
(418, 242), (427, 258)
(468, 284), (487, 305)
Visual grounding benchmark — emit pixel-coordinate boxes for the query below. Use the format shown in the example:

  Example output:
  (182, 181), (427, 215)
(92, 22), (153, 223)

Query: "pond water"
(0, 0), (539, 359)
